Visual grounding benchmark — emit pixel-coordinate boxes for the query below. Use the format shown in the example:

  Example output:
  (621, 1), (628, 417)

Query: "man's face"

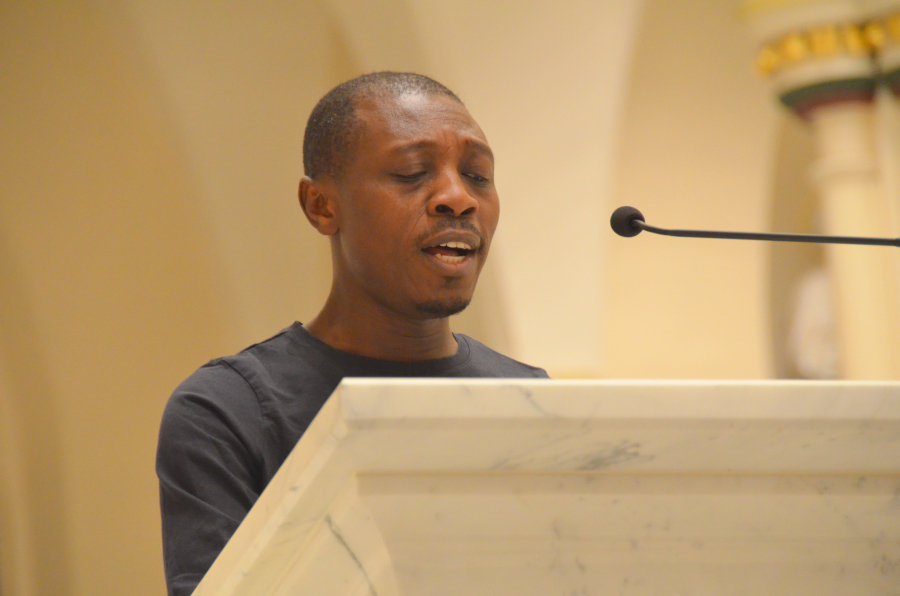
(328, 92), (500, 320)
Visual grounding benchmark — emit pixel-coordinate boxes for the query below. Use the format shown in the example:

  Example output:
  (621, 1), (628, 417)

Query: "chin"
(414, 297), (471, 318)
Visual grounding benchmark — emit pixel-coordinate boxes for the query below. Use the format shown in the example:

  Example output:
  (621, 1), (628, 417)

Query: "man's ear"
(299, 176), (339, 236)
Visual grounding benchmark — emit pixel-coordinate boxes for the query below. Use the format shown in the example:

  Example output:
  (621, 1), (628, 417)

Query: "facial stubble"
(415, 296), (471, 318)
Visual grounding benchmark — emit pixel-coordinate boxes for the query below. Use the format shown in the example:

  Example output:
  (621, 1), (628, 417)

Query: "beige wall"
(0, 2), (340, 594)
(604, 0), (779, 378)
(2, 0), (898, 594)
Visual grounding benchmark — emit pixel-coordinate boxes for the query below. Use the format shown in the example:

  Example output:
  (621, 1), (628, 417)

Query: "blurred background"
(1, 0), (899, 594)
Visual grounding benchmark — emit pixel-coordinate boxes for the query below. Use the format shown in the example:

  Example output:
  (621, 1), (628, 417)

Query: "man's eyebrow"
(389, 138), (494, 160)
(465, 139), (494, 160)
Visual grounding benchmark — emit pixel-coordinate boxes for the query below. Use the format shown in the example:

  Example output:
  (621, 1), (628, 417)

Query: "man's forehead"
(353, 92), (489, 148)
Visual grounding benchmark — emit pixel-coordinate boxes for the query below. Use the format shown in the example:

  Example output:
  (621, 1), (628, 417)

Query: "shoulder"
(158, 326), (297, 458)
(159, 359), (264, 472)
(214, 325), (300, 389)
(160, 324), (349, 469)
(454, 334), (550, 378)
(167, 324), (326, 414)
(162, 325), (297, 424)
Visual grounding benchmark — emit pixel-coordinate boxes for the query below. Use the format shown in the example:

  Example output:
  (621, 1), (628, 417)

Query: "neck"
(304, 289), (458, 362)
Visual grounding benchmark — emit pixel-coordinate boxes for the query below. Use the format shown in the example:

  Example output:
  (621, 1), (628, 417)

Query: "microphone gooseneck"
(610, 206), (900, 247)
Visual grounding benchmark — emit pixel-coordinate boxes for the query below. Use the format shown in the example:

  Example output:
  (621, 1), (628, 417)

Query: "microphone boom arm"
(632, 220), (900, 247)
(609, 206), (900, 247)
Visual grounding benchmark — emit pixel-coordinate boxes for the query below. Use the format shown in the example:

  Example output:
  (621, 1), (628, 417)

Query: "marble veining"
(489, 436), (654, 471)
(324, 514), (379, 596)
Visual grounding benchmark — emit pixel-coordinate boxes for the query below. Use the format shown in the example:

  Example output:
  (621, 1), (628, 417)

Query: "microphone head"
(610, 206), (644, 238)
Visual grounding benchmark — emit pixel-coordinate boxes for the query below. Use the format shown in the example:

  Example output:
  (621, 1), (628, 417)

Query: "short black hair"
(302, 72), (463, 180)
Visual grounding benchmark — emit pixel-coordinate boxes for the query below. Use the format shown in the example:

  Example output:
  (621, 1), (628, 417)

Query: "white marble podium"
(194, 380), (900, 595)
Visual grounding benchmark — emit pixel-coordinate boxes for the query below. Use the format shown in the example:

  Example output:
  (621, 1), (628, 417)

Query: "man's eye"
(393, 172), (425, 182)
(465, 172), (490, 184)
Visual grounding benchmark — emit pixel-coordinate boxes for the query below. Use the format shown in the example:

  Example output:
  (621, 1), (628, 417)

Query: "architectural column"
(878, 10), (900, 95)
(747, 0), (900, 378)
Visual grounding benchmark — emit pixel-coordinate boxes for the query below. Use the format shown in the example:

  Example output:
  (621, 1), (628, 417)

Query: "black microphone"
(610, 206), (900, 247)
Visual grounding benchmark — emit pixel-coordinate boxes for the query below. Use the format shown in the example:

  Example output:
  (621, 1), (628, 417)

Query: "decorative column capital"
(754, 23), (875, 77)
(878, 11), (900, 94)
(743, 1), (900, 116)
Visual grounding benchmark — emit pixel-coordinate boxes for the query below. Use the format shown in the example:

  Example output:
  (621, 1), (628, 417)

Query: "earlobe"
(298, 176), (339, 236)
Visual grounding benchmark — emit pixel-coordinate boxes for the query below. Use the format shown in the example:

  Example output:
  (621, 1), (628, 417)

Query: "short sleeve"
(156, 362), (266, 596)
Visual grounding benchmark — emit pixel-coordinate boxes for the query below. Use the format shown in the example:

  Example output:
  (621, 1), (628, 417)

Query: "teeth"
(434, 254), (466, 264)
(438, 241), (473, 250)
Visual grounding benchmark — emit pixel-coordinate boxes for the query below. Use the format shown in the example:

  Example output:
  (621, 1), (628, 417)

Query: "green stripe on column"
(884, 67), (900, 95)
(779, 77), (877, 116)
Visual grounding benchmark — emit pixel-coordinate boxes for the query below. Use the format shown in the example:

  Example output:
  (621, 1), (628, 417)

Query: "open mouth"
(422, 241), (475, 264)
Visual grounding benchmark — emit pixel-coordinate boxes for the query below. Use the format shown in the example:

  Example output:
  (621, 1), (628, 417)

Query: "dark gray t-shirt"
(156, 322), (548, 595)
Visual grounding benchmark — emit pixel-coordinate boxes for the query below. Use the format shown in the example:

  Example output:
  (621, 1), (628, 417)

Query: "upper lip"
(420, 230), (482, 252)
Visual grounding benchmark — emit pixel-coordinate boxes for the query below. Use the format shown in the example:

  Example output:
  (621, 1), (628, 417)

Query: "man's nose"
(427, 171), (479, 217)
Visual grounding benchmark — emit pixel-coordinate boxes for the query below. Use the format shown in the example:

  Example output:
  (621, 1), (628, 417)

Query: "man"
(156, 72), (548, 596)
